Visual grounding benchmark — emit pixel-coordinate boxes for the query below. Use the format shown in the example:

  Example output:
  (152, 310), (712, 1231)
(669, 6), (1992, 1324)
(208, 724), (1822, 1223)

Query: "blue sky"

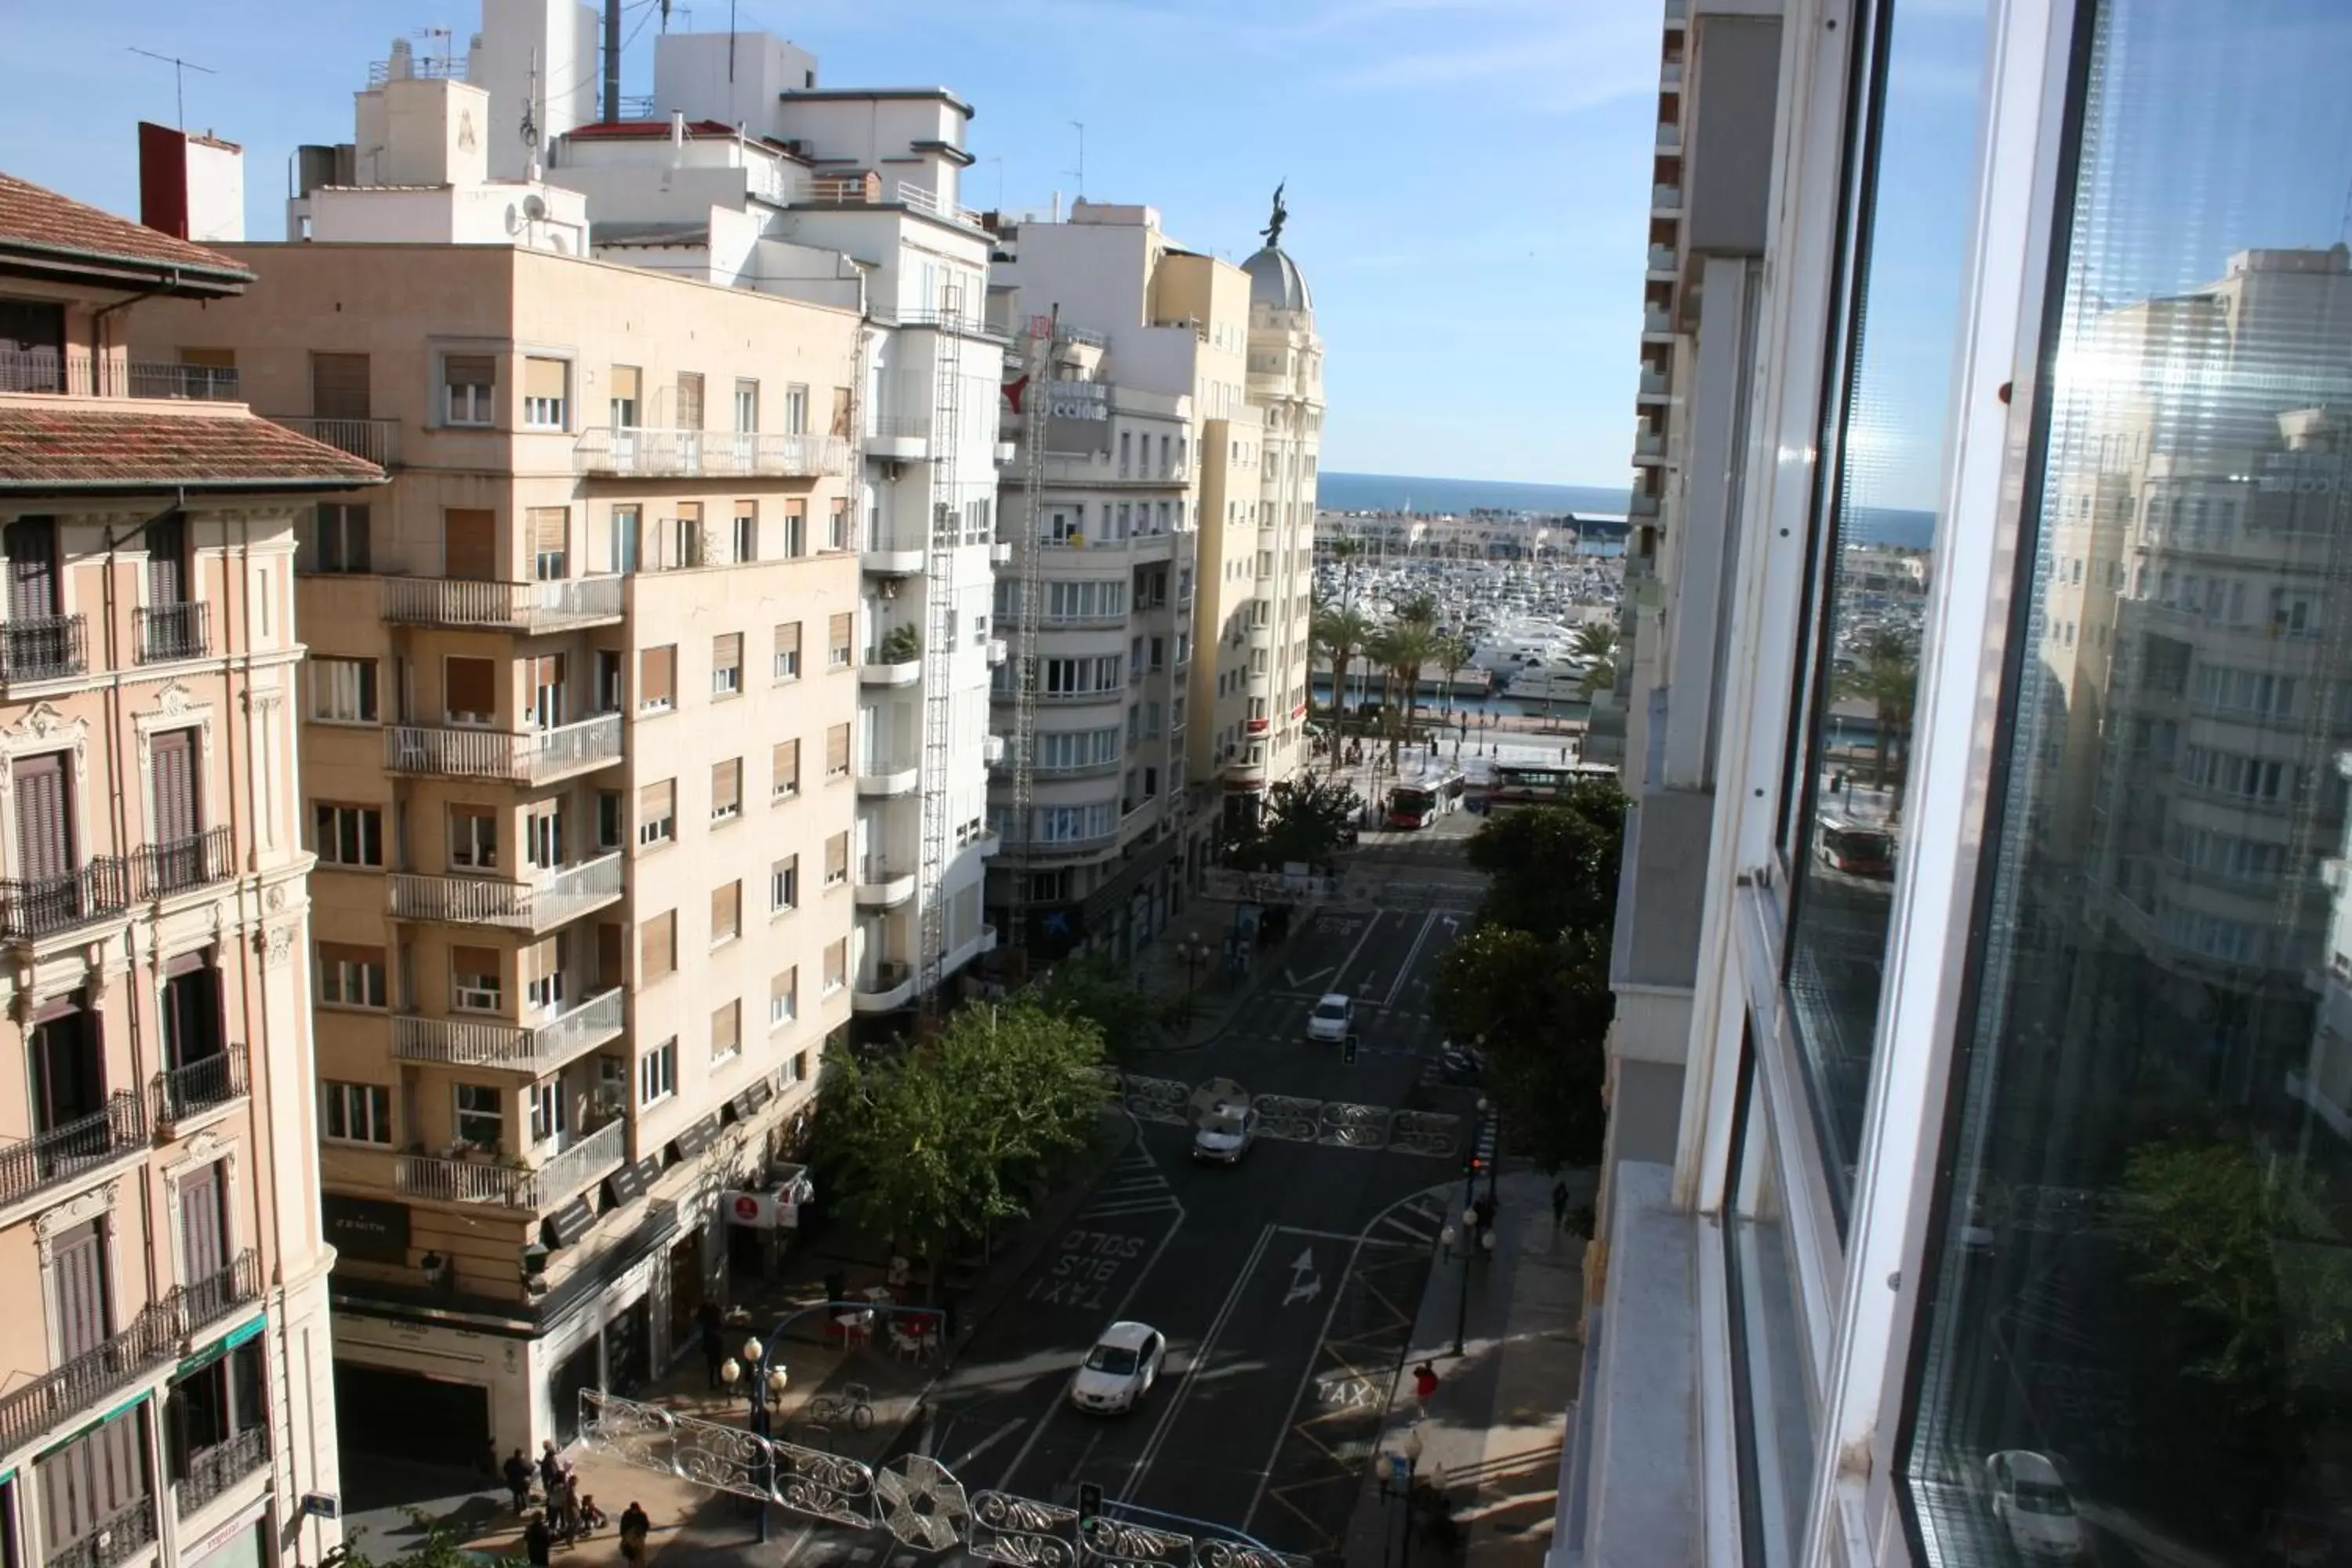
(0, 0), (1665, 489)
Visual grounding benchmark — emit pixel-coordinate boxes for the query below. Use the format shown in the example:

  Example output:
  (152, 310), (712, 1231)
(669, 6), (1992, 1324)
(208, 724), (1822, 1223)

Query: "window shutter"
(640, 647), (675, 707)
(445, 657), (497, 718)
(712, 759), (741, 815)
(49, 1218), (108, 1362)
(829, 612), (852, 656)
(826, 723), (849, 775)
(830, 386), (853, 437)
(772, 739), (799, 793)
(7, 515), (57, 621)
(180, 1159), (227, 1283)
(641, 911), (675, 982)
(610, 365), (641, 405)
(524, 358), (566, 401)
(151, 727), (198, 844)
(447, 354), (495, 387)
(443, 509), (497, 581)
(529, 506), (569, 556)
(712, 1000), (739, 1057)
(146, 512), (187, 605)
(677, 373), (705, 431)
(775, 621), (800, 666)
(714, 633), (742, 675)
(597, 922), (624, 989)
(13, 750), (71, 880)
(311, 351), (372, 420)
(639, 779), (673, 825)
(772, 968), (797, 1015)
(826, 831), (848, 883)
(711, 881), (739, 938)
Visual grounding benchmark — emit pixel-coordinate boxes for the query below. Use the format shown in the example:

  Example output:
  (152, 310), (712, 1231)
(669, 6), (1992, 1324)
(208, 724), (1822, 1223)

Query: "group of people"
(503, 1442), (649, 1564)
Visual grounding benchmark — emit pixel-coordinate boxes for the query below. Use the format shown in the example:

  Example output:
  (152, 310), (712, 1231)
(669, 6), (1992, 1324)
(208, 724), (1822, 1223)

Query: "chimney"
(139, 122), (246, 242)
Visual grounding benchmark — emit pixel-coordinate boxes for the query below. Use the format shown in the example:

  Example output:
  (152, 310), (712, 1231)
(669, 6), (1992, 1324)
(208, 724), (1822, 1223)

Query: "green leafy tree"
(1367, 620), (1439, 742)
(1226, 772), (1365, 870)
(1580, 656), (1617, 700)
(1464, 786), (1627, 938)
(1312, 601), (1374, 764)
(1432, 925), (1613, 1168)
(1035, 955), (1184, 1061)
(326, 1517), (523, 1568)
(1432, 633), (1472, 716)
(1836, 630), (1920, 796)
(1570, 622), (1619, 663)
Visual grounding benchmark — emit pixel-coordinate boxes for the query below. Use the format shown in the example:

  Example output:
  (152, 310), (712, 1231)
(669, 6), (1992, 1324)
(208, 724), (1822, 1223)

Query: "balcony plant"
(877, 624), (922, 665)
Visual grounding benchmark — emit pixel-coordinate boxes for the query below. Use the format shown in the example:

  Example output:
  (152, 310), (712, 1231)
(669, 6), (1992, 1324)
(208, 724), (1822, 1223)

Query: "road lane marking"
(1283, 1247), (1322, 1307)
(945, 1418), (1026, 1472)
(1330, 910), (1388, 998)
(1120, 1221), (1277, 1501)
(1384, 912), (1440, 1006)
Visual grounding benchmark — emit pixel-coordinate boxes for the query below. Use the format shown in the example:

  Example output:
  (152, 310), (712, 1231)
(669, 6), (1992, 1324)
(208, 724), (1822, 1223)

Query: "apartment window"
(301, 503), (372, 573)
(609, 365), (641, 430)
(448, 804), (499, 870)
(638, 645), (676, 713)
(450, 945), (501, 1012)
(770, 855), (799, 913)
(445, 354), (495, 425)
(710, 1000), (740, 1063)
(321, 1080), (392, 1145)
(529, 506), (569, 580)
(787, 1050), (809, 1084)
(822, 938), (847, 995)
(594, 649), (623, 713)
(317, 942), (387, 1009)
(734, 379), (758, 432)
(827, 497), (849, 553)
(596, 789), (623, 851)
(445, 656), (496, 726)
(1119, 430), (1132, 477)
(733, 502), (758, 564)
(774, 622), (802, 681)
(1725, 1039), (1811, 1568)
(784, 499), (808, 558)
(522, 357), (569, 429)
(823, 831), (848, 887)
(313, 803), (383, 867)
(639, 1038), (677, 1106)
(640, 910), (676, 984)
(310, 657), (378, 723)
(676, 372), (705, 432)
(711, 758), (742, 822)
(529, 1079), (566, 1145)
(713, 633), (743, 696)
(825, 723), (850, 779)
(772, 739), (801, 800)
(609, 506), (641, 573)
(770, 967), (797, 1029)
(637, 779), (675, 847)
(785, 383), (809, 434)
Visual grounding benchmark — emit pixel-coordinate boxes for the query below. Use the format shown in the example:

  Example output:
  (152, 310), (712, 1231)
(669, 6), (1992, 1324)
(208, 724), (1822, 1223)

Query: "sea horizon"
(1317, 470), (1937, 550)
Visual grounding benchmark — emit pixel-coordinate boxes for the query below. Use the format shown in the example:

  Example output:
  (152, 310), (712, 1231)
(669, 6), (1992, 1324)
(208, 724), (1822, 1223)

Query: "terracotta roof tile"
(0, 405), (386, 491)
(0, 172), (249, 284)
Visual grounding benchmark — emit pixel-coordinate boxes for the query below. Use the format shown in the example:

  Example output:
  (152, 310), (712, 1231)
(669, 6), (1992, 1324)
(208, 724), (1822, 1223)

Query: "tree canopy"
(1464, 781), (1627, 938)
(326, 1519), (520, 1568)
(1225, 771), (1365, 870)
(1035, 955), (1185, 1061)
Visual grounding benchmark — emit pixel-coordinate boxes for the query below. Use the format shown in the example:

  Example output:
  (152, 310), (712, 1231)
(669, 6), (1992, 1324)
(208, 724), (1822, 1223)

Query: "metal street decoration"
(579, 1391), (1308, 1568)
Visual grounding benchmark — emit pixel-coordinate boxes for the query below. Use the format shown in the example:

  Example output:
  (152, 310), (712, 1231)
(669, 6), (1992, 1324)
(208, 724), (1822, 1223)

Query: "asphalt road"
(779, 836), (1486, 1565)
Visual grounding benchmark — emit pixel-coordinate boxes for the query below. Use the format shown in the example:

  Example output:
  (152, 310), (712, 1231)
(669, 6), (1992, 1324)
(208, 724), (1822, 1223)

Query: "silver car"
(1192, 1105), (1259, 1164)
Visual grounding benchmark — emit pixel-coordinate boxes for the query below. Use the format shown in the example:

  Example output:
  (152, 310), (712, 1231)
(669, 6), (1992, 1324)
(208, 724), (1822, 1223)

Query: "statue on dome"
(1261, 182), (1288, 249)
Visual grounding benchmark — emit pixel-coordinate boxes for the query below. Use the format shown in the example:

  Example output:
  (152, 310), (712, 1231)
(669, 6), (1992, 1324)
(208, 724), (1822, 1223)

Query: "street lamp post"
(1452, 1203), (1479, 1356)
(719, 1336), (790, 1543)
(1176, 933), (1210, 1026)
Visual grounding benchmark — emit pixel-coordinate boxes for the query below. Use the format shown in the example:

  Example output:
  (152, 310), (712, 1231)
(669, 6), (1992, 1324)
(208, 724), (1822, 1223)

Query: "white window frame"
(640, 1038), (677, 1106)
(321, 1080), (394, 1145)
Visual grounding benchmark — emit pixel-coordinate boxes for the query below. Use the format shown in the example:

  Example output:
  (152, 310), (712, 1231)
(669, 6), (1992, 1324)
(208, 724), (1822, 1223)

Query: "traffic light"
(1077, 1483), (1103, 1530)
(1342, 1033), (1359, 1065)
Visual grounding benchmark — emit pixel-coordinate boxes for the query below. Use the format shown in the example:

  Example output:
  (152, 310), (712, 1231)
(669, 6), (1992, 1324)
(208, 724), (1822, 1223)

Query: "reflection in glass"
(1728, 1044), (1816, 1568)
(1904, 4), (2352, 1566)
(1783, 0), (1988, 1202)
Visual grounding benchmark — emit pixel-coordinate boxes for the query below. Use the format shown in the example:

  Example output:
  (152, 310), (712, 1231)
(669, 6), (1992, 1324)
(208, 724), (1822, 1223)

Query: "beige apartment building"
(0, 172), (384, 1568)
(132, 85), (863, 1459)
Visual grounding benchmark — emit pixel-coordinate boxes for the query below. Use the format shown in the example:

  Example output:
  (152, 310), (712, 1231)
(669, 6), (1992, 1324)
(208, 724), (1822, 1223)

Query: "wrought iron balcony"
(394, 1117), (626, 1209)
(268, 415), (400, 466)
(0, 1091), (147, 1211)
(0, 613), (88, 684)
(47, 1501), (158, 1568)
(136, 600), (209, 663)
(174, 1427), (269, 1518)
(380, 574), (623, 632)
(390, 989), (626, 1073)
(132, 826), (235, 900)
(151, 1042), (250, 1128)
(0, 858), (131, 942)
(388, 851), (624, 931)
(385, 714), (622, 785)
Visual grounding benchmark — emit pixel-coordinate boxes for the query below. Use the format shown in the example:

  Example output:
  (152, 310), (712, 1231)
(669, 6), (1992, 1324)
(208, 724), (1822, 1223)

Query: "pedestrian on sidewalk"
(538, 1440), (563, 1497)
(1413, 1361), (1439, 1410)
(1552, 1180), (1570, 1230)
(1473, 1193), (1496, 1237)
(503, 1448), (533, 1512)
(697, 1298), (725, 1390)
(619, 1503), (651, 1566)
(524, 1515), (553, 1568)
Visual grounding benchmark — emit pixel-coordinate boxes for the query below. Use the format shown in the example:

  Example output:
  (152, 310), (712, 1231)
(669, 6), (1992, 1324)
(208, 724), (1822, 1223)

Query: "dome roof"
(1242, 245), (1312, 314)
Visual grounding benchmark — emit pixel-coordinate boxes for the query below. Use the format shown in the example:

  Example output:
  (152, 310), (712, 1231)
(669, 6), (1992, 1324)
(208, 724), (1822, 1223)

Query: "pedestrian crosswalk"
(1077, 1142), (1181, 1220)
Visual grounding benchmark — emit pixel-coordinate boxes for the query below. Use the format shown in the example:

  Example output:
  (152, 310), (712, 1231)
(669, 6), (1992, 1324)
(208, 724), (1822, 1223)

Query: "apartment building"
(0, 172), (383, 1568)
(1556, 2), (2352, 1566)
(982, 202), (1238, 959)
(132, 80), (862, 1458)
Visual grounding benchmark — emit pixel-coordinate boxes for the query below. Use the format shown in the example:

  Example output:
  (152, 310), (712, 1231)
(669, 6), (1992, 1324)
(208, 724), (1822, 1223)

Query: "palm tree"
(1580, 656), (1617, 701)
(1836, 630), (1920, 801)
(1367, 620), (1440, 750)
(1392, 591), (1441, 632)
(1570, 622), (1619, 665)
(1312, 601), (1373, 770)
(1432, 633), (1473, 719)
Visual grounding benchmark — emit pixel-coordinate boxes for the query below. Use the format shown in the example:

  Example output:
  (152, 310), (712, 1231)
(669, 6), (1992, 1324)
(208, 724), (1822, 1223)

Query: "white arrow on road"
(1284, 964), (1336, 989)
(1283, 1246), (1322, 1307)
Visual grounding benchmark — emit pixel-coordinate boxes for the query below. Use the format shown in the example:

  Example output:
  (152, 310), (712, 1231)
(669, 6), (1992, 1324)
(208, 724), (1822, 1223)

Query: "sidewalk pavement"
(1128, 895), (1307, 1051)
(1345, 1169), (1597, 1567)
(393, 1113), (1139, 1568)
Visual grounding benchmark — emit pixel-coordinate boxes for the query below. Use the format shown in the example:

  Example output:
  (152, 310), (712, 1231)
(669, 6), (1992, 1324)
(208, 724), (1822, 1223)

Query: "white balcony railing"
(381, 575), (622, 631)
(388, 852), (624, 931)
(1653, 183), (1682, 212)
(572, 426), (849, 478)
(385, 715), (622, 784)
(1642, 307), (1671, 336)
(894, 180), (988, 229)
(1647, 244), (1676, 274)
(390, 989), (626, 1073)
(395, 1118), (626, 1209)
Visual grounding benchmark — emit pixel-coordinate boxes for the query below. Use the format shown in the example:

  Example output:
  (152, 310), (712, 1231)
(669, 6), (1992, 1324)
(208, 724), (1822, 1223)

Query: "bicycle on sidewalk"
(799, 1381), (875, 1433)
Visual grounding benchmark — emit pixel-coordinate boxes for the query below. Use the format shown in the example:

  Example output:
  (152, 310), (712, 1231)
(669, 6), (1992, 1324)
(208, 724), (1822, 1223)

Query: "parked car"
(1070, 1322), (1166, 1414)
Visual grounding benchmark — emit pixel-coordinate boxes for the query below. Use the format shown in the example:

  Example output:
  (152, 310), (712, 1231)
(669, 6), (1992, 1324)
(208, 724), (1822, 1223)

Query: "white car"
(1987, 1450), (2085, 1560)
(1069, 1322), (1166, 1414)
(1192, 1105), (1259, 1164)
(1305, 993), (1354, 1044)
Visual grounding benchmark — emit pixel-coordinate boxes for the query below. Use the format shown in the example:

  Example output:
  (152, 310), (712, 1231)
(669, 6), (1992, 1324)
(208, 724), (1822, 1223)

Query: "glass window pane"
(1727, 1040), (1815, 1568)
(1904, 4), (2352, 1563)
(1782, 0), (1988, 1206)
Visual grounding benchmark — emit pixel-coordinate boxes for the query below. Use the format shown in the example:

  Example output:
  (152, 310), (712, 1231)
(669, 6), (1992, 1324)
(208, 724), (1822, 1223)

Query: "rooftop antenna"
(728, 0), (737, 81)
(413, 27), (457, 74)
(1067, 121), (1085, 200)
(127, 47), (215, 131)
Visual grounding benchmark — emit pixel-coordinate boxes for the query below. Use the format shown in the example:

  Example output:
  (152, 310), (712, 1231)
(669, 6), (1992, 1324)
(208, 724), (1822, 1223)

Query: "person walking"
(1552, 1179), (1571, 1231)
(697, 1298), (726, 1391)
(524, 1515), (553, 1568)
(1412, 1360), (1439, 1410)
(619, 1502), (652, 1566)
(503, 1448), (534, 1513)
(538, 1440), (562, 1498)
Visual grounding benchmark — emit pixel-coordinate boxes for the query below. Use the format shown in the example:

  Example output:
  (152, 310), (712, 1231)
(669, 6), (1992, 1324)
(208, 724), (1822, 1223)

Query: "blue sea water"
(1317, 471), (1939, 551)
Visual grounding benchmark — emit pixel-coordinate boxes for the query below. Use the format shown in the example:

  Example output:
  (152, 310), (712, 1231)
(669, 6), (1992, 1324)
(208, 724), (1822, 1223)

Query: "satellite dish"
(521, 193), (549, 221)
